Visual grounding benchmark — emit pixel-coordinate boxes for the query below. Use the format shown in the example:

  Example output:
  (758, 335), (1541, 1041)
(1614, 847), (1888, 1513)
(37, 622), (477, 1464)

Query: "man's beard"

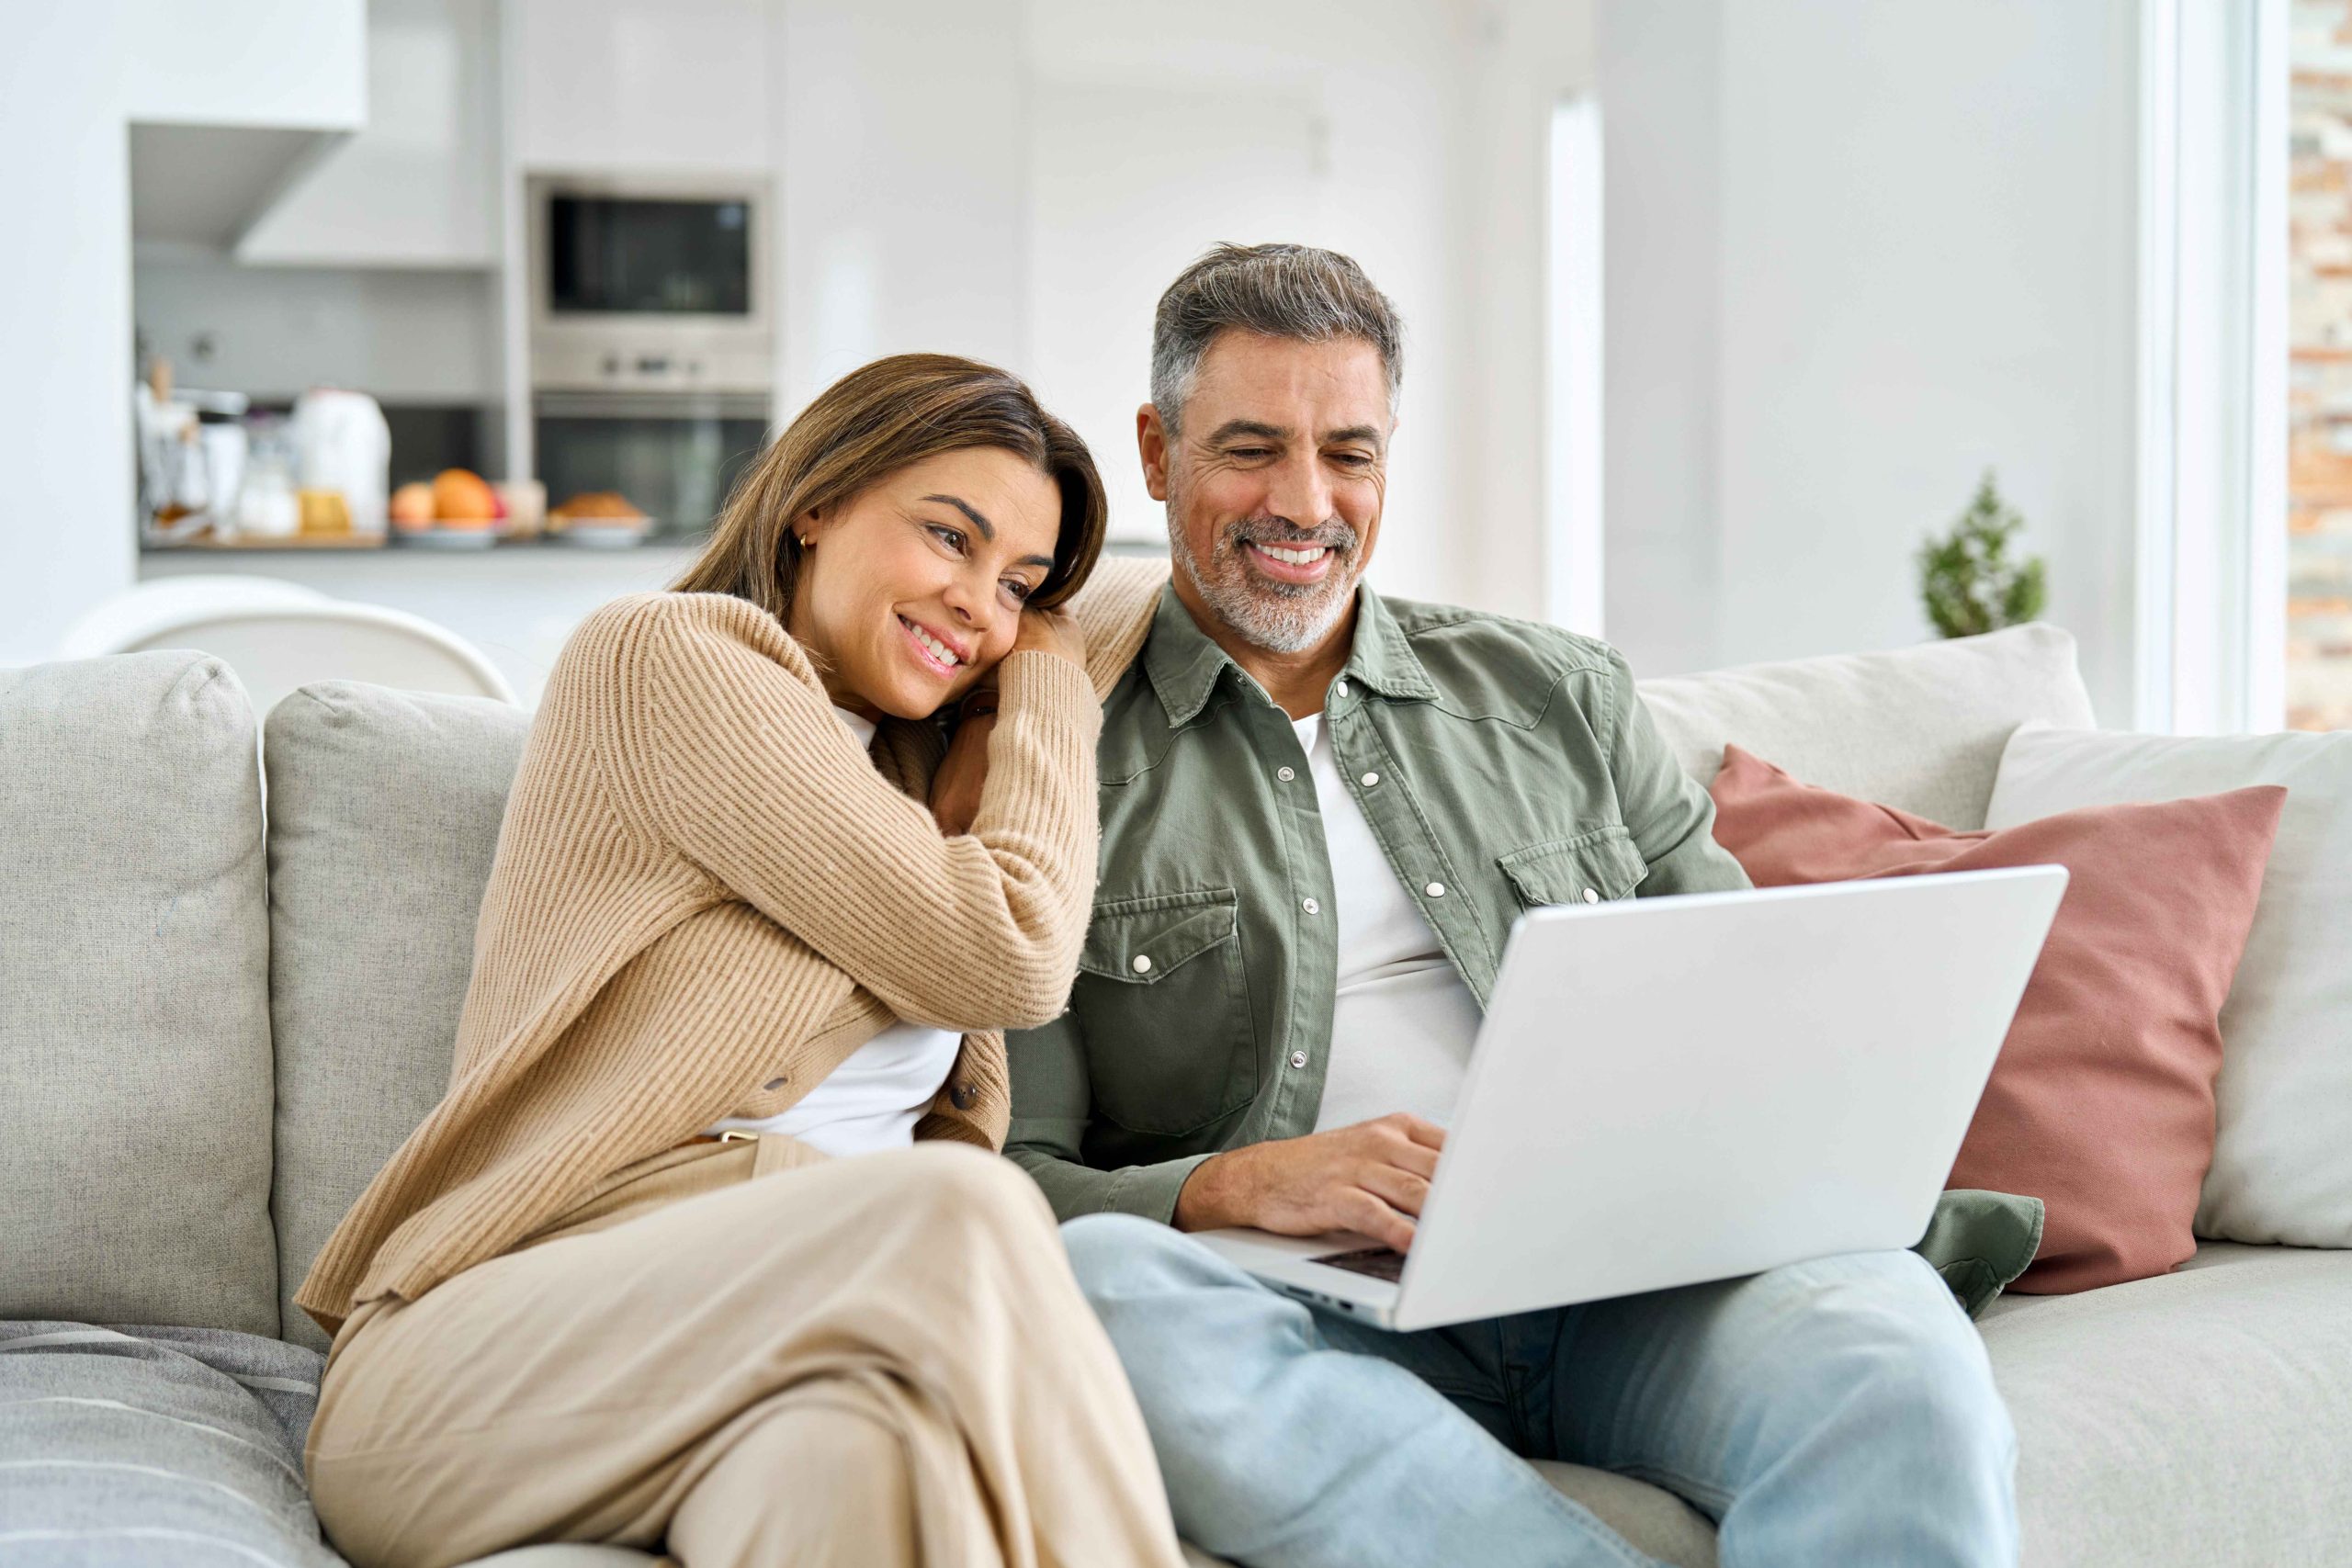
(1167, 480), (1360, 656)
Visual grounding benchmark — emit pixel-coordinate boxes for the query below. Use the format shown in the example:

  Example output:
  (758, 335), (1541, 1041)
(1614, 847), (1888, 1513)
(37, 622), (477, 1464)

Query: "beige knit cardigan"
(296, 558), (1168, 1336)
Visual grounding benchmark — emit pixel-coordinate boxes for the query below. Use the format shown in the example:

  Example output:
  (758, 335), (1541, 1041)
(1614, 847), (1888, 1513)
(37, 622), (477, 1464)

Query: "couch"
(3, 623), (2345, 1567)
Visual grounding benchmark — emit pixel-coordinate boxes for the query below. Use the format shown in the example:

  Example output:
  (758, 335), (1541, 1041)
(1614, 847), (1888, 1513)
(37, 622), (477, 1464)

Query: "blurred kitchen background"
(0, 1), (2321, 730)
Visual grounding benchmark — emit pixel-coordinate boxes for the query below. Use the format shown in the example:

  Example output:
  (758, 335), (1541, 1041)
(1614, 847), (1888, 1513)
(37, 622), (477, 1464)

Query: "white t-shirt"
(702, 705), (963, 1157)
(1293, 713), (1486, 1132)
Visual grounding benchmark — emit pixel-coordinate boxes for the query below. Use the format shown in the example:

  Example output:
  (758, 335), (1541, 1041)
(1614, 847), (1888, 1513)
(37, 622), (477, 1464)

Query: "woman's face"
(786, 446), (1061, 721)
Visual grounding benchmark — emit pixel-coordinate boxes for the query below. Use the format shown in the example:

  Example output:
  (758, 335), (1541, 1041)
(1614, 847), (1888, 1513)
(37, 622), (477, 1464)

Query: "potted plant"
(1919, 470), (2048, 639)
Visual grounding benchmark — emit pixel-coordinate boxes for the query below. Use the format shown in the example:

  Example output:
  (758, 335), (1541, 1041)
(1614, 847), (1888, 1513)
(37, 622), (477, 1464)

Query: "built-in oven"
(527, 173), (774, 395)
(534, 390), (769, 542)
(527, 174), (775, 537)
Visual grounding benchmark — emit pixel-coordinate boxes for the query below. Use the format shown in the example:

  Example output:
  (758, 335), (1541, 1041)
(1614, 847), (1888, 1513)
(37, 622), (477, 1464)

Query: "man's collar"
(1141, 578), (1437, 728)
(1342, 582), (1441, 703)
(1140, 583), (1232, 727)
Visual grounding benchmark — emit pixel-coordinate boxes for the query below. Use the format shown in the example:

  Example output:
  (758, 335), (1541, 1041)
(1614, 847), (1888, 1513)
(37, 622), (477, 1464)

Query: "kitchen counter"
(141, 539), (703, 706)
(140, 528), (703, 555)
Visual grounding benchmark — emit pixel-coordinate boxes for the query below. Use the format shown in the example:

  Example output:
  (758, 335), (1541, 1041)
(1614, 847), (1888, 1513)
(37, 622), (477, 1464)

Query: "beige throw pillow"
(1986, 724), (2352, 1248)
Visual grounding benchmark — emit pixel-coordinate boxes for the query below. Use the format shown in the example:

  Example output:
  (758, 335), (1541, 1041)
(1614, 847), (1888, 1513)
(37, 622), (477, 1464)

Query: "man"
(1001, 243), (2033, 1568)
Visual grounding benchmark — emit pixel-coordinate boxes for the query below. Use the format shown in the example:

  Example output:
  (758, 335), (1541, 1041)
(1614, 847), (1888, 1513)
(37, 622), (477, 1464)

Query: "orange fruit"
(390, 482), (436, 530)
(433, 468), (497, 522)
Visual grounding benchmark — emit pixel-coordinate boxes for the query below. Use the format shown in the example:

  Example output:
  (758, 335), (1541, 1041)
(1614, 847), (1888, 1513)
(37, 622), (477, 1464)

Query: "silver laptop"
(1194, 865), (2067, 1331)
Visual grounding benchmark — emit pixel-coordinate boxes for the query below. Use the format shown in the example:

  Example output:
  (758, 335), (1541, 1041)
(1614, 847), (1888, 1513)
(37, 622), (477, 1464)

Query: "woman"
(297, 355), (1185, 1568)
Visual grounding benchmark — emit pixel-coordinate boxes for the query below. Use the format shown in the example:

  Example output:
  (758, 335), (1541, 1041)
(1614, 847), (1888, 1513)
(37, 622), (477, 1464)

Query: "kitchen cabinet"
(510, 0), (771, 173)
(236, 0), (502, 268)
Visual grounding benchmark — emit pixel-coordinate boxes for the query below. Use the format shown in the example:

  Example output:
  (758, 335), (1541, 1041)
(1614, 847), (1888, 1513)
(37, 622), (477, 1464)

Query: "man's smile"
(1243, 540), (1337, 584)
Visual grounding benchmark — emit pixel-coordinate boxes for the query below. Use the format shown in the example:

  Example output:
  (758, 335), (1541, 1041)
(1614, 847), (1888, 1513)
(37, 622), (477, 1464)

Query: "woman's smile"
(897, 612), (969, 679)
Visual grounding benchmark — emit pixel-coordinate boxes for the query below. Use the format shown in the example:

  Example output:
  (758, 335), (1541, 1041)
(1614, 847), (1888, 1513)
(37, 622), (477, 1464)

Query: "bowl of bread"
(548, 491), (651, 547)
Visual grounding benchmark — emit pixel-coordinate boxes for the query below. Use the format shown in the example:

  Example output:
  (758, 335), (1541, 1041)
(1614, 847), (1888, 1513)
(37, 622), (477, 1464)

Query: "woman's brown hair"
(672, 353), (1109, 621)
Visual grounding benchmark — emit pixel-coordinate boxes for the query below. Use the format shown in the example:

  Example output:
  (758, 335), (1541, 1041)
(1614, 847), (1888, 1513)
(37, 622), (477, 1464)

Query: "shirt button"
(951, 1082), (978, 1111)
(1336, 679), (1351, 697)
(1132, 953), (1153, 974)
(1361, 772), (1380, 787)
(1276, 765), (1296, 783)
(1289, 1051), (1309, 1069)
(1302, 897), (1321, 915)
(1426, 882), (1447, 897)
(1583, 887), (1600, 904)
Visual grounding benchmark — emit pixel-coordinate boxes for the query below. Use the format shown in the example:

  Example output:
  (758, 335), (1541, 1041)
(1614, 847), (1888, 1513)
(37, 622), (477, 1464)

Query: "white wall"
(1600, 0), (2143, 720)
(0, 6), (137, 670)
(1452, 1), (1600, 622)
(1023, 0), (1487, 604)
(511, 0), (770, 172)
(775, 0), (1030, 400)
(133, 254), (502, 401)
(0, 0), (364, 668)
(1596, 0), (1724, 676)
(1024, 79), (1322, 544)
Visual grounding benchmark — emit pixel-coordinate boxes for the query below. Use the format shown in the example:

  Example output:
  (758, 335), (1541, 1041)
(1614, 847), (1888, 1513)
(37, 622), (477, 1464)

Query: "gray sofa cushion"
(451, 1484), (1705, 1568)
(462, 1550), (672, 1568)
(0, 1320), (334, 1567)
(1979, 1242), (2352, 1564)
(1635, 624), (2096, 830)
(1179, 1459), (1714, 1568)
(263, 682), (531, 1350)
(0, 652), (277, 1336)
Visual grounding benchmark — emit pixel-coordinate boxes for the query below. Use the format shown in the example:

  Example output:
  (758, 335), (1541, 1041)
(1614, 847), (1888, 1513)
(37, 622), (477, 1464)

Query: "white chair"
(53, 575), (331, 660)
(57, 580), (518, 717)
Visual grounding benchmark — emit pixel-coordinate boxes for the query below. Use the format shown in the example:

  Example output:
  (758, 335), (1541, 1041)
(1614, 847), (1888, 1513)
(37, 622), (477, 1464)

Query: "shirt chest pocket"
(1073, 887), (1260, 1137)
(1496, 825), (1649, 909)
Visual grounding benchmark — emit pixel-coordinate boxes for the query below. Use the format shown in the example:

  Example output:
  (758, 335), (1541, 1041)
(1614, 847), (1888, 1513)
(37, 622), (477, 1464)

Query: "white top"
(1294, 712), (1486, 1133)
(702, 705), (964, 1156)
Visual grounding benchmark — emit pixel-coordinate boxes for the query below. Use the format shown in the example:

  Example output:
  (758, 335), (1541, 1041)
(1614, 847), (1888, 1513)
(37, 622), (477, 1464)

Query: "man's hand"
(1172, 1113), (1446, 1253)
(929, 706), (997, 835)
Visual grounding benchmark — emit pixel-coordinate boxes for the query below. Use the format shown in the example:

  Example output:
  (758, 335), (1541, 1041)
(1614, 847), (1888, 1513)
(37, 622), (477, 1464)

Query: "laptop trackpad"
(1311, 1246), (1408, 1283)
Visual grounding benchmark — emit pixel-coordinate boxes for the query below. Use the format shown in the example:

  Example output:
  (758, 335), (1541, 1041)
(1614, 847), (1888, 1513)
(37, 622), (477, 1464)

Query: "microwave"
(527, 173), (774, 396)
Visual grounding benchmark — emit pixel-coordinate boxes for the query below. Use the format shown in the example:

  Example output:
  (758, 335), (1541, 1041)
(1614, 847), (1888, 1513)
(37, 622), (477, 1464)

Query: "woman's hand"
(933, 609), (1082, 834)
(1010, 604), (1086, 668)
(930, 704), (998, 836)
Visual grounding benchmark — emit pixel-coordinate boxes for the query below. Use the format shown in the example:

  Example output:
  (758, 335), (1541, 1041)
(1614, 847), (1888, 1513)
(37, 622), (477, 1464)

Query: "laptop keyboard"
(1312, 1246), (1407, 1283)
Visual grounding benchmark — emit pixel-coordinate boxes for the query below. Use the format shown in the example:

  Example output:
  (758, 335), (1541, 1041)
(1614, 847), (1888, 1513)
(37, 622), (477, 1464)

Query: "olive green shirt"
(1007, 583), (2042, 1315)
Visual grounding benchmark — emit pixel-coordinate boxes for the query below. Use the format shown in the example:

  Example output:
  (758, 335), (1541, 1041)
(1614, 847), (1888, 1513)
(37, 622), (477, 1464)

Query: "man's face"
(1141, 331), (1392, 655)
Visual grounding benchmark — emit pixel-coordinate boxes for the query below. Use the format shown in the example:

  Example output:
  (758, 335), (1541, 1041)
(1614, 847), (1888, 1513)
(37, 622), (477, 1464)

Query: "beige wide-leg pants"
(305, 1136), (1186, 1568)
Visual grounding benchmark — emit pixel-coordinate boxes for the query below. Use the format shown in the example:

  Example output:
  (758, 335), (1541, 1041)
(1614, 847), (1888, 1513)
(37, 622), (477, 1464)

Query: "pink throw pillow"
(1708, 745), (2283, 1292)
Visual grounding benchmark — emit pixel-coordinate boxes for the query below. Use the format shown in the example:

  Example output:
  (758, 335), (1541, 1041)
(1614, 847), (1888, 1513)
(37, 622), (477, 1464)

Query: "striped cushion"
(0, 1321), (336, 1567)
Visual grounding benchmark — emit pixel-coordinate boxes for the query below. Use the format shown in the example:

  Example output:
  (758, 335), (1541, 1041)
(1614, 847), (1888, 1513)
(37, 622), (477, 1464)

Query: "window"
(2138, 0), (2284, 734)
(2290, 1), (2352, 727)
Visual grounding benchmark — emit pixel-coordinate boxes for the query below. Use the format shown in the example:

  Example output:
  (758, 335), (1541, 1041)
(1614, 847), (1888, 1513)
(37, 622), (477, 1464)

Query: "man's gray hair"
(1149, 243), (1404, 434)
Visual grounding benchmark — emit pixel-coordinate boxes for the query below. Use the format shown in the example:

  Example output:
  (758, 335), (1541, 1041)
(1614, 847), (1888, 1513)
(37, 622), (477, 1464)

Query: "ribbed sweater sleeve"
(610, 597), (1103, 1032)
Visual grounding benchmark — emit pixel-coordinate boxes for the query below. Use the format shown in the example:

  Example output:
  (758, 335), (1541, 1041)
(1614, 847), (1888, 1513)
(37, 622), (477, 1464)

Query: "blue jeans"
(1061, 1216), (2017, 1568)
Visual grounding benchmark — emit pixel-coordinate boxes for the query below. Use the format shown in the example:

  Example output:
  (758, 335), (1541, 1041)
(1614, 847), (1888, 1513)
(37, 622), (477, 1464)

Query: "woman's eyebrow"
(923, 494), (993, 540)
